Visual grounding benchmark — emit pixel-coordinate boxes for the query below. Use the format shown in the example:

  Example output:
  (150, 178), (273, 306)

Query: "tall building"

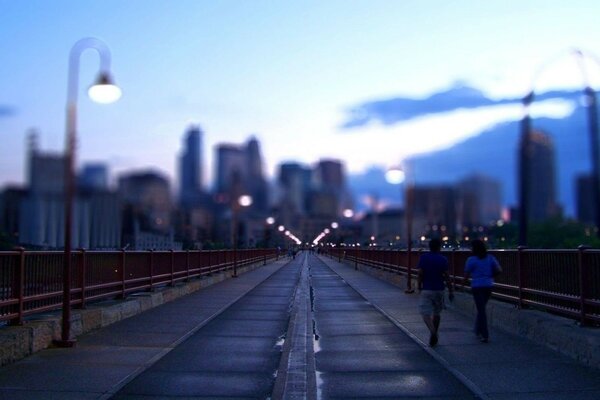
(80, 163), (109, 191)
(278, 162), (311, 215)
(118, 170), (172, 234)
(576, 173), (594, 224)
(19, 131), (121, 249)
(309, 159), (351, 218)
(214, 137), (268, 213)
(178, 125), (203, 207)
(411, 185), (457, 238)
(215, 144), (246, 198)
(245, 136), (268, 213)
(458, 174), (502, 227)
(524, 130), (560, 222)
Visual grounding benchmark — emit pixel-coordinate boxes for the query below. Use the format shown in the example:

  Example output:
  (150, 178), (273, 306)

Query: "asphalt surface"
(1, 251), (599, 399)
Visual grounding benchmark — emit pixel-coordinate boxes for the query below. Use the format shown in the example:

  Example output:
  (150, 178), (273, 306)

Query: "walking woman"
(464, 239), (502, 343)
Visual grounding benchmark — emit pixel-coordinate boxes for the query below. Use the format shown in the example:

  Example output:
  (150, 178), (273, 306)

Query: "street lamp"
(264, 216), (275, 248)
(58, 38), (121, 347)
(386, 164), (415, 293)
(232, 194), (252, 277)
(519, 48), (600, 245)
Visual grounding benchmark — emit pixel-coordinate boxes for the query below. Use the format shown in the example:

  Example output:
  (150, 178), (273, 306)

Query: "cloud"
(0, 105), (16, 118)
(340, 82), (582, 129)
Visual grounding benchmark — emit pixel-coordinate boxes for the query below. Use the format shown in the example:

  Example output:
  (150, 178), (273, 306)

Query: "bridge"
(0, 251), (599, 399)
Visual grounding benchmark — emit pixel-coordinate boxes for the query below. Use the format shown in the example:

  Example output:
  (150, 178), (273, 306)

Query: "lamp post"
(519, 48), (600, 245)
(386, 164), (414, 293)
(58, 38), (121, 347)
(232, 194), (252, 277)
(264, 216), (275, 248)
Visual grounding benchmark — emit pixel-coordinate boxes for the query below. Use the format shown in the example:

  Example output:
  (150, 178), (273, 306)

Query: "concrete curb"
(0, 261), (267, 367)
(336, 257), (600, 370)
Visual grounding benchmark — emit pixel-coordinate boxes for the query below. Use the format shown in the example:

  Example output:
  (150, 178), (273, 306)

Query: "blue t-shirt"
(465, 254), (501, 288)
(417, 252), (449, 291)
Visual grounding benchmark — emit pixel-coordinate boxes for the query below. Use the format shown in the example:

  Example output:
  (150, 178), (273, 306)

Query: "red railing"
(326, 247), (600, 325)
(0, 248), (278, 325)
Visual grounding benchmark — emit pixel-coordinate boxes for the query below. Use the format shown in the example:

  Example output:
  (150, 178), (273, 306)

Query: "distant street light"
(386, 164), (415, 293)
(58, 38), (121, 347)
(232, 194), (252, 277)
(519, 48), (600, 245)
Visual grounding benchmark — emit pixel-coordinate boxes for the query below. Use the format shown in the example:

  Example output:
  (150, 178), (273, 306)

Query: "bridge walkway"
(0, 252), (598, 399)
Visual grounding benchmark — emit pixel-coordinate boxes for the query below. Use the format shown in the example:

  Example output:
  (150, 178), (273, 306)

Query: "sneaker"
(429, 333), (438, 347)
(480, 337), (489, 343)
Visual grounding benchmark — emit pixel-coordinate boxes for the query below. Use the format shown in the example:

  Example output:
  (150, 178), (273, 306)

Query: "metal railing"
(326, 247), (600, 325)
(0, 248), (278, 325)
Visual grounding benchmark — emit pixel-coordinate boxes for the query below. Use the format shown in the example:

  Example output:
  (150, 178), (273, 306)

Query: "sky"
(2, 1), (600, 193)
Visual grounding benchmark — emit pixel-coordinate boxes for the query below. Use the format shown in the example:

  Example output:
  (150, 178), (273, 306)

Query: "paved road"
(1, 251), (599, 399)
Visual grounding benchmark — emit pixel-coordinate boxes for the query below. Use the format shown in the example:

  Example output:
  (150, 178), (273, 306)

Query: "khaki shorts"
(419, 290), (445, 316)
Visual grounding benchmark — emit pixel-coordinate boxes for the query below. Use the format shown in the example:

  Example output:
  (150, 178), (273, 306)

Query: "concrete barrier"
(0, 262), (265, 366)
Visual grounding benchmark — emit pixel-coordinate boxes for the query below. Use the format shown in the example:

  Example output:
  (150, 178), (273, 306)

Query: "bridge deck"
(0, 253), (598, 399)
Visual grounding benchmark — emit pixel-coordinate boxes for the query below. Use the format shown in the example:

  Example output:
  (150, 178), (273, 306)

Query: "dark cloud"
(0, 106), (17, 118)
(340, 83), (582, 129)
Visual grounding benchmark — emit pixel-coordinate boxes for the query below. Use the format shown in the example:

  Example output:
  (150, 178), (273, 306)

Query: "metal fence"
(0, 248), (278, 325)
(326, 247), (600, 325)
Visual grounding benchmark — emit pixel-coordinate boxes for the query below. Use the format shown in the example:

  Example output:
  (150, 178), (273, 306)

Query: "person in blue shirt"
(464, 239), (502, 343)
(417, 238), (453, 347)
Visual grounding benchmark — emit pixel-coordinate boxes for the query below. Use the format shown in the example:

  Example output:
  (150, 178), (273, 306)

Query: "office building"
(178, 125), (203, 207)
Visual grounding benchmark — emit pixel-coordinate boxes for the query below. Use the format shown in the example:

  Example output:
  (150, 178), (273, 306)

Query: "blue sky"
(2, 1), (600, 191)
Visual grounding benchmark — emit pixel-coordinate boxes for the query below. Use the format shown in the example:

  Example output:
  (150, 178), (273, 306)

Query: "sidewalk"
(0, 259), (290, 400)
(320, 255), (600, 400)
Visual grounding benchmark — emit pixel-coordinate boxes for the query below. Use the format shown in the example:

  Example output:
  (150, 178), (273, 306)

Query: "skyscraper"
(278, 162), (311, 215)
(214, 136), (268, 213)
(576, 173), (594, 224)
(525, 130), (560, 222)
(19, 131), (121, 249)
(215, 143), (246, 199)
(178, 125), (203, 207)
(80, 163), (109, 191)
(118, 170), (172, 234)
(458, 174), (502, 227)
(245, 136), (268, 212)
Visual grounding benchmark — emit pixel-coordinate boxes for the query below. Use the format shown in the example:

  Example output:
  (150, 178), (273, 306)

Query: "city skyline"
(2, 1), (600, 192)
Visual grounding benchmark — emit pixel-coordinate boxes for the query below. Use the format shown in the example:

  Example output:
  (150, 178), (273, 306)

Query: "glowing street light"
(58, 38), (121, 347)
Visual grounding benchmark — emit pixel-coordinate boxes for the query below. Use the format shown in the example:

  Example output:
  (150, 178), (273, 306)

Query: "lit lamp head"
(385, 166), (405, 185)
(266, 217), (275, 225)
(88, 72), (122, 104)
(238, 195), (253, 207)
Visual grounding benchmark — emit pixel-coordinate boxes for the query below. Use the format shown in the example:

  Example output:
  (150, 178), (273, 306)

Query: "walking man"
(417, 238), (454, 346)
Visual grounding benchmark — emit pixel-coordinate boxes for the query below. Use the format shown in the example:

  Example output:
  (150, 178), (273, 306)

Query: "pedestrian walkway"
(319, 255), (600, 400)
(0, 258), (291, 400)
(1, 252), (599, 399)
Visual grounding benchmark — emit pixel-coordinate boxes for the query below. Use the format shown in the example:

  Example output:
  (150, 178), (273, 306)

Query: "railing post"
(263, 250), (267, 266)
(79, 248), (87, 309)
(405, 246), (414, 294)
(354, 249), (358, 270)
(451, 248), (457, 292)
(120, 248), (126, 299)
(149, 249), (154, 291)
(517, 245), (526, 309)
(9, 247), (25, 326)
(170, 249), (175, 286)
(186, 250), (190, 282)
(577, 245), (590, 326)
